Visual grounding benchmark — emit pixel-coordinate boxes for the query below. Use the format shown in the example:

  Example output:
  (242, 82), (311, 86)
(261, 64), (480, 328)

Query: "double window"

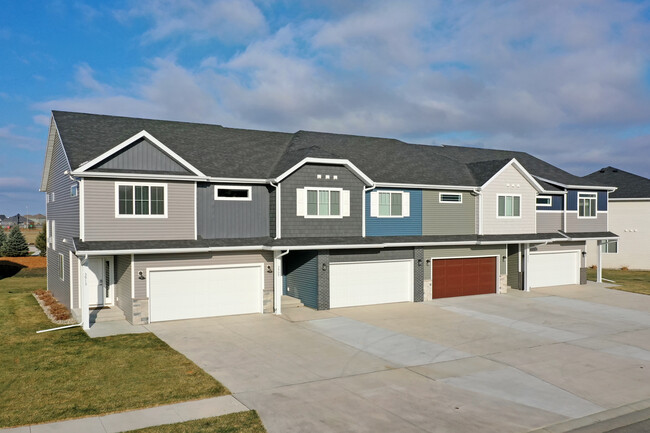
(308, 189), (340, 216)
(379, 192), (402, 216)
(117, 183), (166, 217)
(578, 193), (597, 218)
(497, 195), (521, 217)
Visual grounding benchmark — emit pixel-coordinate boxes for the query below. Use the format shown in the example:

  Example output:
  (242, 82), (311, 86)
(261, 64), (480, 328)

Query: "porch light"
(322, 263), (327, 271)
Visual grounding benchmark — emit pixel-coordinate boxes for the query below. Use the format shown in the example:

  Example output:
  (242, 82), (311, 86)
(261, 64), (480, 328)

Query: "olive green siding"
(507, 244), (520, 289)
(422, 190), (476, 235)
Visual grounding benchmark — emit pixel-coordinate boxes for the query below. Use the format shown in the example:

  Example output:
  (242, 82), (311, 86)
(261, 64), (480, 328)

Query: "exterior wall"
(481, 164), (537, 235)
(269, 186), (276, 238)
(507, 244), (520, 289)
(71, 254), (79, 309)
(586, 201), (650, 270)
(197, 183), (269, 239)
(365, 189), (422, 236)
(536, 212), (563, 233)
(83, 178), (195, 241)
(133, 251), (274, 319)
(91, 138), (190, 174)
(565, 212), (607, 233)
(330, 247), (414, 262)
(115, 255), (133, 321)
(46, 129), (79, 310)
(283, 251), (318, 309)
(536, 195), (564, 211)
(531, 241), (586, 268)
(317, 250), (330, 310)
(280, 164), (364, 238)
(414, 248), (424, 302)
(567, 190), (608, 211)
(422, 190), (476, 235)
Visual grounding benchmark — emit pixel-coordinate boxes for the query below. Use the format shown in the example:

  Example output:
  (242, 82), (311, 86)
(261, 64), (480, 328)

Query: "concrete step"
(90, 307), (126, 323)
(282, 295), (304, 309)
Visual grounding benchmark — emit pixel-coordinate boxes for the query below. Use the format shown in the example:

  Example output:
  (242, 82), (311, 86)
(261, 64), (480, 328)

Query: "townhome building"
(40, 111), (618, 329)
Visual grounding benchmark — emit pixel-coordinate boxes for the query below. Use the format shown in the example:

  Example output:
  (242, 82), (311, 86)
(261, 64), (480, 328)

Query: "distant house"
(584, 167), (650, 270)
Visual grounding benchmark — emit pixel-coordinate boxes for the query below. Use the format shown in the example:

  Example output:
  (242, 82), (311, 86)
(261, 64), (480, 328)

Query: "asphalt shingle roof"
(583, 167), (650, 199)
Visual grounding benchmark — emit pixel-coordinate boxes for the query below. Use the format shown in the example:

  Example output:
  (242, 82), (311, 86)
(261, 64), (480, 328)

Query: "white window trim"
(496, 194), (522, 219)
(439, 193), (463, 204)
(304, 187), (344, 219)
(115, 182), (168, 218)
(51, 220), (55, 250)
(50, 192), (55, 202)
(602, 240), (618, 254)
(577, 192), (598, 219)
(70, 184), (79, 197)
(377, 191), (405, 218)
(58, 253), (64, 281)
(214, 185), (252, 201)
(536, 195), (552, 207)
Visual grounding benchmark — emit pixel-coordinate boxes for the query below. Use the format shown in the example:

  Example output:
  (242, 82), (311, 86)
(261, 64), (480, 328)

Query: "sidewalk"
(1, 396), (248, 433)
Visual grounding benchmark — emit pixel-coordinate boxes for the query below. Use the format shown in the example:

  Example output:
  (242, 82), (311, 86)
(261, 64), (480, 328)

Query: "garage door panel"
(528, 251), (579, 288)
(149, 265), (262, 322)
(330, 260), (413, 308)
(433, 257), (496, 299)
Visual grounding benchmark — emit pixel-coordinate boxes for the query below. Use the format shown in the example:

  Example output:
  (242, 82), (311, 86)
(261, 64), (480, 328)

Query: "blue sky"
(1, 0), (650, 216)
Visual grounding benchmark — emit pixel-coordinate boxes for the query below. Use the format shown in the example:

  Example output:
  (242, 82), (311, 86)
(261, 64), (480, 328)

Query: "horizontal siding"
(424, 245), (507, 278)
(565, 212), (607, 232)
(115, 255), (133, 320)
(365, 189), (422, 236)
(422, 190), (476, 235)
(482, 164), (536, 235)
(536, 212), (563, 233)
(83, 178), (195, 241)
(330, 247), (413, 262)
(284, 251), (318, 309)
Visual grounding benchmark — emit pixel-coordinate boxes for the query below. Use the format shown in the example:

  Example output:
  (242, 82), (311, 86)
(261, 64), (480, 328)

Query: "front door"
(83, 257), (113, 307)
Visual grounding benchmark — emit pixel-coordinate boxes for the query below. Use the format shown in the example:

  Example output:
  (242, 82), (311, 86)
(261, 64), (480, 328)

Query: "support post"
(597, 240), (603, 283)
(273, 250), (289, 315)
(80, 256), (90, 330)
(523, 243), (530, 292)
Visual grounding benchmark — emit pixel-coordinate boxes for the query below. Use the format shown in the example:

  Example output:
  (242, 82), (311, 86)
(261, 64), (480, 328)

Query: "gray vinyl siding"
(197, 183), (269, 238)
(71, 254), (79, 308)
(133, 251), (274, 313)
(46, 129), (79, 309)
(507, 244), (520, 289)
(280, 164), (364, 237)
(91, 138), (190, 174)
(283, 251), (318, 309)
(423, 245), (507, 280)
(269, 186), (276, 238)
(330, 247), (413, 262)
(422, 190), (476, 235)
(83, 178), (195, 241)
(115, 255), (133, 320)
(565, 212), (607, 232)
(531, 241), (586, 268)
(537, 212), (563, 233)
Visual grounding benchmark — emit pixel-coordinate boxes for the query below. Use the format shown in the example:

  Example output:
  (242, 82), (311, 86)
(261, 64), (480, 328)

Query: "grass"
(0, 260), (229, 428)
(125, 411), (266, 433)
(587, 268), (650, 295)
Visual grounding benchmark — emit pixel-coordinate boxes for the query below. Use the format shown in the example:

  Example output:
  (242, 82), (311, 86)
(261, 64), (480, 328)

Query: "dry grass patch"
(0, 256), (47, 268)
(125, 411), (266, 433)
(587, 268), (650, 295)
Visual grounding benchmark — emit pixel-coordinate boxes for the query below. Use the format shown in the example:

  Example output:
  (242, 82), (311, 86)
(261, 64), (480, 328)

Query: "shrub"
(35, 225), (47, 257)
(0, 228), (6, 254)
(1, 226), (29, 257)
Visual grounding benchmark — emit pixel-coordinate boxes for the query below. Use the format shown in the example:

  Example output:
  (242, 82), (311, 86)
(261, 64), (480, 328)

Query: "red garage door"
(432, 257), (496, 299)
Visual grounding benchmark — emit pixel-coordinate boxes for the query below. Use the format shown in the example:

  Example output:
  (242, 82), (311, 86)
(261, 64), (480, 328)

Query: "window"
(602, 241), (618, 254)
(58, 253), (64, 280)
(307, 189), (340, 216)
(116, 183), (166, 217)
(379, 192), (402, 216)
(214, 186), (251, 201)
(50, 192), (55, 203)
(497, 195), (521, 217)
(578, 193), (597, 218)
(536, 196), (552, 206)
(439, 193), (462, 203)
(70, 184), (79, 197)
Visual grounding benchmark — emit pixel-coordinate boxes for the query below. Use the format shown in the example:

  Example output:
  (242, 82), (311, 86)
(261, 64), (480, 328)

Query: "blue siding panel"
(598, 191), (608, 211)
(537, 194), (564, 211)
(365, 189), (422, 236)
(283, 251), (318, 309)
(567, 190), (578, 211)
(567, 190), (607, 211)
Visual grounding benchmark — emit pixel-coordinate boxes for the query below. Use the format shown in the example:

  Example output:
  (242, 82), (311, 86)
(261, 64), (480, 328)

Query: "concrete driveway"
(146, 282), (650, 433)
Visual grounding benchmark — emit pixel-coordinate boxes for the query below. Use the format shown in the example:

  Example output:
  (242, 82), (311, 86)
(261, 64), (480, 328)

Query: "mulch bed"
(33, 289), (76, 325)
(1, 256), (47, 268)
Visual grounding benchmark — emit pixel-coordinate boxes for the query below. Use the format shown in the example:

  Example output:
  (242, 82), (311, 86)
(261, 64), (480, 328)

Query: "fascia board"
(534, 175), (617, 192)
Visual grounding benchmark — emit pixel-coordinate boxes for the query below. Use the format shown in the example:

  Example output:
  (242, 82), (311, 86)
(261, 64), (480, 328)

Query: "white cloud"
(0, 125), (43, 151)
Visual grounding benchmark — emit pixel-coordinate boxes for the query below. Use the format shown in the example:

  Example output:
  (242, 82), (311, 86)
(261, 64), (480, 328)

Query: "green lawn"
(0, 264), (228, 428)
(587, 268), (650, 295)
(125, 411), (266, 433)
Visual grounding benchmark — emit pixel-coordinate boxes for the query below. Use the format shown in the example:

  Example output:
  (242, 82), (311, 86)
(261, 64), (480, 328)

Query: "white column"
(273, 251), (283, 315)
(523, 243), (530, 292)
(80, 257), (90, 329)
(597, 240), (603, 283)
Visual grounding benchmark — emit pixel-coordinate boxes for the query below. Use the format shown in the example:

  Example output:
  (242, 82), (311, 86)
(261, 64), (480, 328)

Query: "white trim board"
(481, 158), (546, 193)
(274, 157), (373, 185)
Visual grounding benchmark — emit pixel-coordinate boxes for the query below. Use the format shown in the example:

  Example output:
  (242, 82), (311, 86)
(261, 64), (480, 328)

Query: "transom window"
(379, 192), (402, 216)
(117, 183), (166, 217)
(602, 241), (618, 254)
(439, 193), (462, 203)
(215, 186), (251, 201)
(498, 195), (521, 217)
(536, 196), (551, 206)
(307, 189), (340, 216)
(578, 193), (597, 218)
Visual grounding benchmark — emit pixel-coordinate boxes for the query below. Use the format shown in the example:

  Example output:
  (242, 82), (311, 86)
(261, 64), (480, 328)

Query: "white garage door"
(330, 260), (413, 308)
(149, 264), (263, 322)
(528, 251), (580, 288)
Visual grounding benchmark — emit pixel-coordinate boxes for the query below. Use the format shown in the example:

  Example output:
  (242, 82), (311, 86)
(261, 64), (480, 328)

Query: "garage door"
(149, 264), (263, 322)
(432, 257), (496, 299)
(330, 260), (413, 308)
(528, 251), (579, 288)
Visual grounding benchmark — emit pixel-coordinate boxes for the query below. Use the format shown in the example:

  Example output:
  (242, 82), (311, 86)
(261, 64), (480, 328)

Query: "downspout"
(362, 184), (376, 237)
(274, 249), (290, 314)
(269, 180), (281, 240)
(471, 188), (482, 235)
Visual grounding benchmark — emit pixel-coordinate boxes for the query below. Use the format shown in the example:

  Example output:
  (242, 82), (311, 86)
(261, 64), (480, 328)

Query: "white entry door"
(528, 251), (580, 288)
(83, 257), (113, 307)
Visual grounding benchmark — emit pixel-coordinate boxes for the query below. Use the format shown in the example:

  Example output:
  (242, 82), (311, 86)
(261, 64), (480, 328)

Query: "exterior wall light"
(322, 263), (327, 271)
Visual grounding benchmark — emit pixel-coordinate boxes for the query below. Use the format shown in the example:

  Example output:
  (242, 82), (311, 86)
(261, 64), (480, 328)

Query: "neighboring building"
(584, 167), (650, 270)
(40, 111), (617, 329)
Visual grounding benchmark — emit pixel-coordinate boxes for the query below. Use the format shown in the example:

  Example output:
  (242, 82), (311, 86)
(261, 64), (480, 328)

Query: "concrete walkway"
(1, 396), (248, 433)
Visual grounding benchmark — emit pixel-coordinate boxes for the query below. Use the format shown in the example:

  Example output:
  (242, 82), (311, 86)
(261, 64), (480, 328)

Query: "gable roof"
(584, 167), (650, 199)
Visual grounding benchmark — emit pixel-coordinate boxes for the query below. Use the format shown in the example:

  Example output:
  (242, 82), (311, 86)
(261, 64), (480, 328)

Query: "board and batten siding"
(115, 255), (133, 321)
(565, 212), (607, 232)
(83, 178), (195, 241)
(365, 189), (422, 236)
(280, 164), (363, 238)
(197, 183), (269, 239)
(481, 164), (536, 235)
(283, 251), (318, 309)
(90, 138), (191, 174)
(422, 190), (476, 235)
(133, 251), (274, 313)
(46, 128), (80, 309)
(507, 244), (520, 289)
(537, 212), (563, 233)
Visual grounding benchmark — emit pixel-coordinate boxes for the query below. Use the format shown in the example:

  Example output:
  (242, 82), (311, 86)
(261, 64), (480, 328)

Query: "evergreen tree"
(2, 226), (29, 257)
(0, 227), (6, 256)
(35, 224), (47, 257)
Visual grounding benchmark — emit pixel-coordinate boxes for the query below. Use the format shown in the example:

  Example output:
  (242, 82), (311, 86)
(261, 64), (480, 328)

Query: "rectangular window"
(578, 193), (597, 218)
(602, 241), (618, 254)
(536, 196), (552, 206)
(214, 186), (252, 201)
(497, 195), (521, 217)
(70, 184), (79, 197)
(116, 183), (166, 217)
(307, 189), (341, 217)
(58, 253), (64, 280)
(379, 192), (403, 216)
(439, 193), (462, 203)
